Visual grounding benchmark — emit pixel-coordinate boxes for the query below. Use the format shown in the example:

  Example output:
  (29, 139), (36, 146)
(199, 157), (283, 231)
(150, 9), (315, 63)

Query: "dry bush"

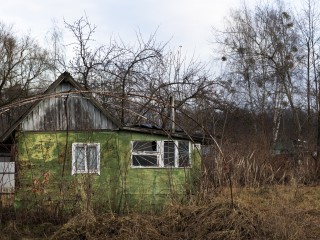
(46, 185), (320, 240)
(160, 201), (265, 240)
(50, 211), (164, 240)
(231, 185), (320, 240)
(49, 201), (265, 240)
(2, 134), (320, 239)
(2, 185), (320, 239)
(202, 135), (318, 189)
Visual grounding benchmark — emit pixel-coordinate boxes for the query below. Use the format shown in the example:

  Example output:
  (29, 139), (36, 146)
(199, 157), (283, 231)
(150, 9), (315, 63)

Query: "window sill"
(72, 171), (100, 175)
(130, 166), (191, 169)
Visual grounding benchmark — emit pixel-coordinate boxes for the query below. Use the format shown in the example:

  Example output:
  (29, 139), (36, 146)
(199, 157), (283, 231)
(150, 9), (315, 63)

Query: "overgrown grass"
(2, 135), (320, 239)
(1, 185), (319, 239)
(202, 136), (318, 188)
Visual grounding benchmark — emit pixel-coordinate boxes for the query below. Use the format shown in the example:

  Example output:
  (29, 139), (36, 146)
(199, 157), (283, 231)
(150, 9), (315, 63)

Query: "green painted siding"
(16, 130), (201, 212)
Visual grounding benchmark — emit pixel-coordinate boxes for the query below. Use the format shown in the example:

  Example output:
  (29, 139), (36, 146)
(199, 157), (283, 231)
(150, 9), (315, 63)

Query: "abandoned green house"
(0, 72), (202, 212)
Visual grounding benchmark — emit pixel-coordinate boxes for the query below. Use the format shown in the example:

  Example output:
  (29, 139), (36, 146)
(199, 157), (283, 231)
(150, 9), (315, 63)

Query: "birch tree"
(214, 1), (302, 141)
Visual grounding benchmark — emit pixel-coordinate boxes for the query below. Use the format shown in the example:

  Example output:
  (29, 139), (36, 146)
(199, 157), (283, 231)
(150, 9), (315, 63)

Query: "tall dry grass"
(201, 135), (317, 191)
(1, 134), (320, 239)
(3, 185), (317, 240)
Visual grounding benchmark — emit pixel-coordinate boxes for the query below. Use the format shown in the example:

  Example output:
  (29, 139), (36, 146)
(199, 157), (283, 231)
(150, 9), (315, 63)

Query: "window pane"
(133, 141), (157, 152)
(178, 141), (190, 167)
(87, 146), (97, 171)
(75, 146), (85, 171)
(164, 141), (175, 166)
(132, 155), (157, 166)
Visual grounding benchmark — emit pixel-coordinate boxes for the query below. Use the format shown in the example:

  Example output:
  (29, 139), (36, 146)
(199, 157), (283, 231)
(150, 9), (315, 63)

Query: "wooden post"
(170, 96), (175, 133)
(317, 68), (320, 178)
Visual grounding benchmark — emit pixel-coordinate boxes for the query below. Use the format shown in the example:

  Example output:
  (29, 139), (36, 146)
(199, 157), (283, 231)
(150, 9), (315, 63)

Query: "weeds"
(1, 185), (319, 239)
(50, 186), (320, 240)
(1, 134), (320, 239)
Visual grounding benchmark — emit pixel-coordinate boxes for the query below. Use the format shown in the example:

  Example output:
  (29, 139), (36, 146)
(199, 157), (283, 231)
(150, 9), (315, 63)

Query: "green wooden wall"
(15, 130), (201, 213)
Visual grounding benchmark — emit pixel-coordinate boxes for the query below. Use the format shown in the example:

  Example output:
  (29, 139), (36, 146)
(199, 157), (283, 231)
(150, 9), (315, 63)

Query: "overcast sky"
(0, 0), (295, 63)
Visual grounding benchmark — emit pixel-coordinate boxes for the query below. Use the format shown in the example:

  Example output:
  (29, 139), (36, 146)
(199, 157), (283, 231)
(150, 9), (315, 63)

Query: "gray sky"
(1, 0), (293, 63)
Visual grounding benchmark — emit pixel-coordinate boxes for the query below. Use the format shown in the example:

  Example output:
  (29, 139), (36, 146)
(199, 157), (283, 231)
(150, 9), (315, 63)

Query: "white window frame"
(131, 141), (161, 167)
(0, 162), (15, 193)
(72, 143), (100, 175)
(176, 140), (192, 168)
(131, 140), (191, 168)
(193, 143), (201, 151)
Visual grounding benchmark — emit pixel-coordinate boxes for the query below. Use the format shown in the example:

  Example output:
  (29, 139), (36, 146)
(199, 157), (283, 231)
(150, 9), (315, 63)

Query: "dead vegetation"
(1, 185), (319, 240)
(1, 136), (320, 240)
(51, 185), (320, 240)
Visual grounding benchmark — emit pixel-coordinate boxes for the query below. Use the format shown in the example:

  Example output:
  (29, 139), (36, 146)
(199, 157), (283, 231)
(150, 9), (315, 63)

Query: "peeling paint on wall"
(16, 130), (201, 212)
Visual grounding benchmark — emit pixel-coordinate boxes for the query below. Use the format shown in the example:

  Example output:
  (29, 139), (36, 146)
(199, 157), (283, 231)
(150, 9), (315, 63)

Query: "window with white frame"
(72, 143), (100, 175)
(131, 141), (159, 167)
(177, 141), (191, 167)
(131, 140), (190, 168)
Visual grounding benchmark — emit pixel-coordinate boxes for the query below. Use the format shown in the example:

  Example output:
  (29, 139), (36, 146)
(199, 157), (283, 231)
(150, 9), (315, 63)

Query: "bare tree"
(214, 1), (303, 141)
(64, 15), (120, 90)
(0, 22), (51, 137)
(297, 0), (320, 177)
(63, 16), (218, 129)
(0, 22), (50, 105)
(46, 19), (67, 79)
(106, 31), (165, 125)
(297, 0), (320, 117)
